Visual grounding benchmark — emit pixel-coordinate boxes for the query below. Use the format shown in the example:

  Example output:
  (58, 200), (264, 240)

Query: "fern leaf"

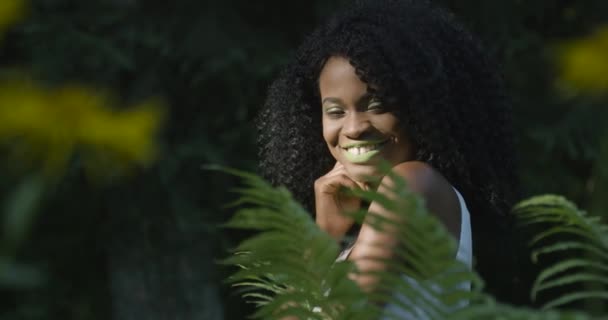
(513, 194), (608, 309)
(216, 166), (596, 319)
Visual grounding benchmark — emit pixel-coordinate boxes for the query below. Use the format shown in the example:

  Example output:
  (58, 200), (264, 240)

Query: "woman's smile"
(341, 139), (390, 163)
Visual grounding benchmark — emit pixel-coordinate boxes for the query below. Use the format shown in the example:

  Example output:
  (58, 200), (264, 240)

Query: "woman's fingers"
(329, 174), (359, 192)
(317, 173), (359, 194)
(330, 162), (367, 189)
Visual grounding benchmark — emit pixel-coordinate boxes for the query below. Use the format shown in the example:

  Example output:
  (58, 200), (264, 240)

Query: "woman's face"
(319, 56), (416, 183)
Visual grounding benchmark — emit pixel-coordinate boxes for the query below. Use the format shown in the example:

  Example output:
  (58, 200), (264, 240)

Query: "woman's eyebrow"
(322, 97), (344, 105)
(323, 93), (375, 104)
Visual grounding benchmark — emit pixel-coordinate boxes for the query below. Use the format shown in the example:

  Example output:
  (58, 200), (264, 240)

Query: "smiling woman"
(256, 0), (521, 315)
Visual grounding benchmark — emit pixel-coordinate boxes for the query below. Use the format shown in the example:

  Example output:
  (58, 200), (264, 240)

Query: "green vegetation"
(220, 166), (597, 319)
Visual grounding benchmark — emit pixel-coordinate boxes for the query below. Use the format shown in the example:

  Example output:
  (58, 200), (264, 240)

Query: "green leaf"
(2, 176), (45, 252)
(220, 168), (597, 319)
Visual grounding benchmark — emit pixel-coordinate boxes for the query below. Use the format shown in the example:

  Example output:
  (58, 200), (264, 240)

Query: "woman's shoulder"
(387, 161), (462, 238)
(388, 161), (451, 195)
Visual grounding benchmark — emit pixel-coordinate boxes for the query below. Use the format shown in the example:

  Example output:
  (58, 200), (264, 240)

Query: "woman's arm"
(347, 161), (461, 292)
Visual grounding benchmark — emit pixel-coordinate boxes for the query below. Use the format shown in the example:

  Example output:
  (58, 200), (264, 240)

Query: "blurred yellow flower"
(0, 80), (164, 176)
(557, 25), (608, 94)
(0, 0), (25, 35)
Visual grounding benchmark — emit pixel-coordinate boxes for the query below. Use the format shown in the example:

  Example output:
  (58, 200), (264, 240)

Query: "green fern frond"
(513, 194), (608, 309)
(216, 166), (596, 319)
(453, 302), (589, 319)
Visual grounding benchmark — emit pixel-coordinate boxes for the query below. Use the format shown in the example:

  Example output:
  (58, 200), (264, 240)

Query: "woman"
(256, 0), (523, 313)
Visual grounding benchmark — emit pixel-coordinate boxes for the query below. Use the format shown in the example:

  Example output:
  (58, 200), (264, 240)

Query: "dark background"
(1, 0), (607, 319)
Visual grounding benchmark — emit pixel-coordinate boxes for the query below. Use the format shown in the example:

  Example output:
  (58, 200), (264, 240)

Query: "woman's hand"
(314, 162), (365, 242)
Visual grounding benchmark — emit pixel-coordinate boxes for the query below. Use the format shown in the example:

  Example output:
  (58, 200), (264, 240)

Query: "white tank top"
(384, 187), (473, 320)
(453, 187), (473, 269)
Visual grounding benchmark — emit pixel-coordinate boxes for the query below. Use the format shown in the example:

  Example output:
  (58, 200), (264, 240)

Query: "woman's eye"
(325, 106), (344, 116)
(367, 101), (384, 111)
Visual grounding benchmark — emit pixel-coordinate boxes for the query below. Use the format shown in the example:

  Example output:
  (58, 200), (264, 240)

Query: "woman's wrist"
(315, 217), (345, 242)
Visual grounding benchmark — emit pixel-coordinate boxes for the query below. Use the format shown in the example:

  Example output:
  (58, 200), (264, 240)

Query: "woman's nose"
(342, 112), (372, 138)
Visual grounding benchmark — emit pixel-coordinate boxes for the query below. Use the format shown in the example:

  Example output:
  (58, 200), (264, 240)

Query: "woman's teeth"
(345, 142), (386, 155)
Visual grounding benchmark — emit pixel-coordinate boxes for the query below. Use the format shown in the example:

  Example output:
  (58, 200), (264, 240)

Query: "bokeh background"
(1, 0), (607, 319)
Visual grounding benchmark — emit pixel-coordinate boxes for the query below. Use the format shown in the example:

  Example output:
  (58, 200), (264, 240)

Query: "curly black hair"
(257, 0), (524, 304)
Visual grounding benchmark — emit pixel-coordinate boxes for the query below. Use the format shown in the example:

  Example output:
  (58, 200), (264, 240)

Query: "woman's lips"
(341, 139), (390, 163)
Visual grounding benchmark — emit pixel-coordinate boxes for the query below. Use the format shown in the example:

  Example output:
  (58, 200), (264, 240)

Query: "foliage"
(0, 79), (164, 176)
(220, 167), (599, 319)
(0, 1), (165, 319)
(436, 0), (608, 211)
(515, 195), (608, 309)
(555, 26), (608, 95)
(0, 0), (24, 36)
